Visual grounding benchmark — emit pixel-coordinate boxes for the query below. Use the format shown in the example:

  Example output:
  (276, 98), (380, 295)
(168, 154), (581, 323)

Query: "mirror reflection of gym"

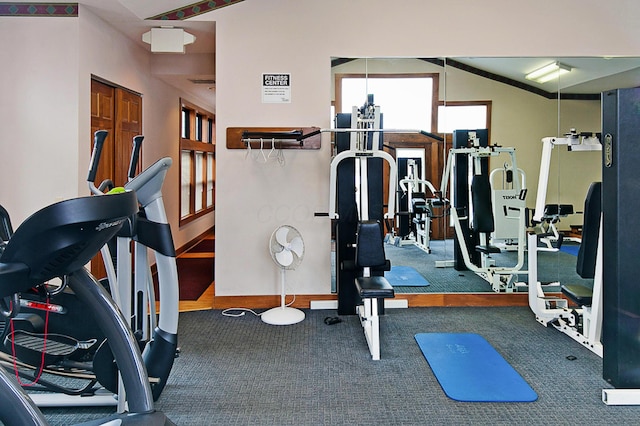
(330, 56), (629, 297)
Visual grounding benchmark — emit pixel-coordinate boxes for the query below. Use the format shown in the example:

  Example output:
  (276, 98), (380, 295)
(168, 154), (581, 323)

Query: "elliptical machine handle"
(87, 130), (109, 194)
(128, 135), (144, 180)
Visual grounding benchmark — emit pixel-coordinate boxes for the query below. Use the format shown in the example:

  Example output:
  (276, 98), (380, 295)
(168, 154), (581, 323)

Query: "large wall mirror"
(330, 56), (640, 298)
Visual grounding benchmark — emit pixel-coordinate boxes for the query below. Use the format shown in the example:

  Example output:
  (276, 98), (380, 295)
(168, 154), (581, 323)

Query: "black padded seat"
(412, 198), (431, 214)
(561, 284), (593, 306)
(475, 244), (501, 254)
(355, 276), (395, 299)
(354, 220), (395, 300)
(544, 204), (574, 217)
(471, 175), (495, 234)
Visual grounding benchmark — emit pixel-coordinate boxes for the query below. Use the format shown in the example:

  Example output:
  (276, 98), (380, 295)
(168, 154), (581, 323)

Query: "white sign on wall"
(262, 73), (291, 103)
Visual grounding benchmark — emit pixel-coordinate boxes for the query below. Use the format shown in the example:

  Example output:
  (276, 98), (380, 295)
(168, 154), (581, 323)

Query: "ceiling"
(11, 1), (640, 100)
(81, 0), (218, 54)
(452, 57), (640, 95)
(78, 0), (221, 102)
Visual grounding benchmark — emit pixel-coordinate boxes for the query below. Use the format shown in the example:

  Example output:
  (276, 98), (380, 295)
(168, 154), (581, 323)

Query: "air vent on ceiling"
(189, 79), (216, 85)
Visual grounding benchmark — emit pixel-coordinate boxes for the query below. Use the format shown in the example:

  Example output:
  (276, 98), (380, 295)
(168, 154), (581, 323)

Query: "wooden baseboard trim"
(402, 292), (530, 307)
(213, 294), (337, 310)
(208, 292), (530, 310)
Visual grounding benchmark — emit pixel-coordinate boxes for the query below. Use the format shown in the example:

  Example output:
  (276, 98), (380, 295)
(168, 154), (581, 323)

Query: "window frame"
(436, 100), (492, 137)
(334, 73), (440, 132)
(179, 98), (215, 226)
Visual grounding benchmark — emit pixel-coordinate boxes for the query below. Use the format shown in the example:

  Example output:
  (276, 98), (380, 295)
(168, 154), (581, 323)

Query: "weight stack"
(602, 87), (640, 388)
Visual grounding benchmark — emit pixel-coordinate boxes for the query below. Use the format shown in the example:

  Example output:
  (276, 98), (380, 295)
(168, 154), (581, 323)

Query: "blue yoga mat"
(560, 244), (580, 256)
(415, 333), (537, 402)
(385, 266), (430, 287)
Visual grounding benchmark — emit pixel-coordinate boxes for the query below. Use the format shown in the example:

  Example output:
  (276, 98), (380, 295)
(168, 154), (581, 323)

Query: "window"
(180, 99), (215, 225)
(437, 101), (491, 134)
(335, 73), (439, 132)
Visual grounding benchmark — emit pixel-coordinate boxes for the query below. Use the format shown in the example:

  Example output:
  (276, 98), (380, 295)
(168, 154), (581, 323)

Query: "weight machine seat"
(475, 244), (501, 254)
(543, 204), (574, 219)
(576, 182), (601, 279)
(411, 198), (432, 214)
(354, 220), (395, 300)
(355, 276), (395, 299)
(558, 182), (601, 308)
(561, 284), (593, 306)
(471, 174), (495, 234)
(355, 221), (387, 267)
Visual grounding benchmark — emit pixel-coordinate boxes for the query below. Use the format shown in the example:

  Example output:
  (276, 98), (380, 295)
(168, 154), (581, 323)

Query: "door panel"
(115, 89), (143, 185)
(90, 80), (115, 191)
(90, 79), (142, 280)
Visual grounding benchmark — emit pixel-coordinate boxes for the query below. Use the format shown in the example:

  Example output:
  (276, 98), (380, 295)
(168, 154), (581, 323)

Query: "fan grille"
(269, 225), (304, 270)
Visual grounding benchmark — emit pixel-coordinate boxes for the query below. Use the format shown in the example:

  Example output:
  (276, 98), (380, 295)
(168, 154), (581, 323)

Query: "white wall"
(0, 7), (214, 250)
(0, 17), (80, 224)
(203, 0), (640, 297)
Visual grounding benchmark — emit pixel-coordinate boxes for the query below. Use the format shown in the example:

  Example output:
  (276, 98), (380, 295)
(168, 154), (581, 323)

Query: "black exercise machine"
(0, 131), (179, 408)
(329, 96), (397, 359)
(601, 87), (640, 404)
(0, 191), (175, 424)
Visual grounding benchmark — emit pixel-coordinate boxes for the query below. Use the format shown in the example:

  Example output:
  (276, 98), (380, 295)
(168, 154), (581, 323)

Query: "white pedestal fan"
(262, 225), (306, 325)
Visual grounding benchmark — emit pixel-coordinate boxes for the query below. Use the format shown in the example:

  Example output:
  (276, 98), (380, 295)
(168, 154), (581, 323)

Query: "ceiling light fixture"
(142, 27), (196, 54)
(525, 61), (572, 84)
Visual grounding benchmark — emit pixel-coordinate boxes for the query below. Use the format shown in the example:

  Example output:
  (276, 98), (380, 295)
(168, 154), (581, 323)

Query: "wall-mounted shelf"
(226, 127), (321, 149)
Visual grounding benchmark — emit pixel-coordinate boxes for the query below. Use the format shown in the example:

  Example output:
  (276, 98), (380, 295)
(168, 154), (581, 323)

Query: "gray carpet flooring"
(42, 306), (639, 426)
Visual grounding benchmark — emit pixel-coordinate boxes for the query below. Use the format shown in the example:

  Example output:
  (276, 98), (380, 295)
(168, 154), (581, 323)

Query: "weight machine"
(397, 159), (440, 253)
(528, 182), (603, 357)
(329, 96), (397, 314)
(531, 129), (601, 250)
(440, 130), (527, 292)
(328, 96), (397, 359)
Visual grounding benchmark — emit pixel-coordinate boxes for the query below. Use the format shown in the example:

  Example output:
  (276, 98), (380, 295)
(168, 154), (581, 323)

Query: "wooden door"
(115, 88), (143, 185)
(90, 79), (142, 280)
(90, 80), (115, 190)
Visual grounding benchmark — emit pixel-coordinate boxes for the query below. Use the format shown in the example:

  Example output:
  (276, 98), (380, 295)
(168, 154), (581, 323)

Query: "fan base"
(261, 306), (305, 325)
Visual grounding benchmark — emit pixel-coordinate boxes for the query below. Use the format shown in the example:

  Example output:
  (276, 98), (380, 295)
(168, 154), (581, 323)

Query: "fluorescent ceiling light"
(525, 62), (572, 83)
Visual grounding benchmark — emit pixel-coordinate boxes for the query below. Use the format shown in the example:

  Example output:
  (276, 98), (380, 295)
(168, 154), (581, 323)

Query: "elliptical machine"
(87, 130), (179, 402)
(0, 191), (175, 425)
(0, 131), (179, 406)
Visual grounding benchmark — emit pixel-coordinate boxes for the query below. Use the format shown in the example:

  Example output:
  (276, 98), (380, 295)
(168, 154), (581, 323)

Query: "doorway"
(90, 78), (142, 279)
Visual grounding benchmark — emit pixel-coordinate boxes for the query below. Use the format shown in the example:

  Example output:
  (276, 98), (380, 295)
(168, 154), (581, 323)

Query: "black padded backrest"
(471, 174), (495, 233)
(0, 191), (138, 286)
(355, 220), (387, 268)
(0, 204), (12, 242)
(576, 182), (602, 278)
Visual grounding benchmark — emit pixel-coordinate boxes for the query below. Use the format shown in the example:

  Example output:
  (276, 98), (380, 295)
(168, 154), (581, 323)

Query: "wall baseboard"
(207, 292), (531, 311)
